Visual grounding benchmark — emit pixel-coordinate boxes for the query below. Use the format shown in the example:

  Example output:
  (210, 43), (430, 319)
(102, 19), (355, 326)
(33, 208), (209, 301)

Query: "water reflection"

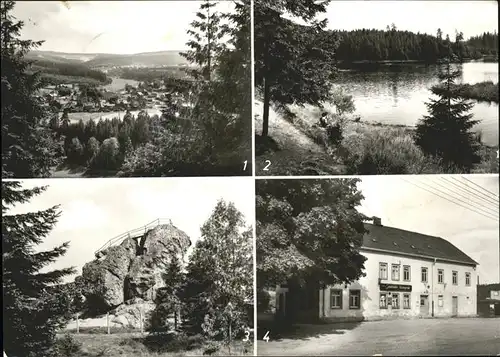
(335, 62), (499, 146)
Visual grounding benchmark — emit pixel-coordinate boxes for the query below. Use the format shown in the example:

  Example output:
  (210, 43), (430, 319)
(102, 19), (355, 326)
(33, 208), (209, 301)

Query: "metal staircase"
(94, 218), (172, 257)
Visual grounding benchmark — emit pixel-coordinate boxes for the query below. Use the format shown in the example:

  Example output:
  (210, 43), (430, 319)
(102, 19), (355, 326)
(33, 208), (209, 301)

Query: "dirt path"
(254, 100), (324, 155)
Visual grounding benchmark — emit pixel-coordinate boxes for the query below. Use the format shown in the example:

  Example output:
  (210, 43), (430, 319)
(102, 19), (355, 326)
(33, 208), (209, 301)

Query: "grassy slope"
(254, 100), (346, 175)
(256, 100), (498, 175)
(57, 332), (252, 357)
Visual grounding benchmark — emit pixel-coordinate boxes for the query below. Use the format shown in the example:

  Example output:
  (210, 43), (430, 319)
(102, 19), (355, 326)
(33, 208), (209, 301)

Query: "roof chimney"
(372, 216), (382, 226)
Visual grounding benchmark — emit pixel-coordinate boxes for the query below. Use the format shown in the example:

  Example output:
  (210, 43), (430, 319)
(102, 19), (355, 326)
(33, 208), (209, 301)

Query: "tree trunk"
(262, 76), (270, 137)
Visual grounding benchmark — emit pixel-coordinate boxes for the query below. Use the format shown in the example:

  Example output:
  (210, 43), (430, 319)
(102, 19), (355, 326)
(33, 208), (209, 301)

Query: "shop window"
(437, 269), (444, 284)
(392, 293), (400, 309)
(379, 293), (387, 309)
(403, 293), (411, 309)
(330, 289), (343, 309)
(379, 263), (388, 280)
(349, 290), (361, 309)
(391, 264), (400, 281)
(421, 267), (428, 283)
(403, 265), (411, 282)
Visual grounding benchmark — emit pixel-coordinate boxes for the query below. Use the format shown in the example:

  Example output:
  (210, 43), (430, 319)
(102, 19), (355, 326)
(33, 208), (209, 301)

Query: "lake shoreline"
(337, 58), (497, 68)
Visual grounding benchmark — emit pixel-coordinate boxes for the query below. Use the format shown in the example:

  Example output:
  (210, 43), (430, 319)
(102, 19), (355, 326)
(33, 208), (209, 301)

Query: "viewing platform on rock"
(94, 218), (172, 258)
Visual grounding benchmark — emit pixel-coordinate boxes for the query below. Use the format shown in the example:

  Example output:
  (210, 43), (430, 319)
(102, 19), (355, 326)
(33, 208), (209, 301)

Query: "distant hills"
(26, 50), (189, 68)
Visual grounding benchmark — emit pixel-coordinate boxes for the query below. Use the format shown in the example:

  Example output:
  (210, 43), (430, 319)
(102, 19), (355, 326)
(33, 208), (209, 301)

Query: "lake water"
(334, 62), (499, 146)
(102, 76), (140, 91)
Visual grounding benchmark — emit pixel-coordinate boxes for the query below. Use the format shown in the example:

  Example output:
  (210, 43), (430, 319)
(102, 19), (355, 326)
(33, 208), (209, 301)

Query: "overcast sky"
(326, 1), (498, 39)
(5, 178), (255, 282)
(357, 175), (499, 285)
(284, 0), (498, 40)
(12, 1), (234, 54)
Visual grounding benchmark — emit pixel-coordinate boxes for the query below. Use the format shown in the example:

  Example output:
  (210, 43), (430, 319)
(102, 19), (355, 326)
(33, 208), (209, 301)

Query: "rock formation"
(77, 223), (191, 312)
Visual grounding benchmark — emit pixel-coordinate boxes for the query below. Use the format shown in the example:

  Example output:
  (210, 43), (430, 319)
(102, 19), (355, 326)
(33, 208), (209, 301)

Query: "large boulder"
(125, 225), (190, 301)
(78, 223), (190, 312)
(110, 299), (156, 329)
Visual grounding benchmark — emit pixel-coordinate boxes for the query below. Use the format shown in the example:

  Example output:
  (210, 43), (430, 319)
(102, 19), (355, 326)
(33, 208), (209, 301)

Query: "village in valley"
(36, 75), (194, 122)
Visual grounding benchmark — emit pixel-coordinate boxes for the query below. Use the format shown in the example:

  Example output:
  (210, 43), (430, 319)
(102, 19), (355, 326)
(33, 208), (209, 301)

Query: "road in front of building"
(257, 318), (500, 356)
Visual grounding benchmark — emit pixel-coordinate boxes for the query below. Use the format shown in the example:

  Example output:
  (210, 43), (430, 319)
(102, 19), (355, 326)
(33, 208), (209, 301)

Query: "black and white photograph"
(2, 0), (251, 178)
(256, 175), (499, 356)
(254, 0), (498, 176)
(2, 178), (254, 356)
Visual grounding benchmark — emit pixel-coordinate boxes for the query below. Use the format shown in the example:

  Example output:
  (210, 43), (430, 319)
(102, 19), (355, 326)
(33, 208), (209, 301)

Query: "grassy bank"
(255, 101), (499, 175)
(56, 332), (253, 356)
(455, 81), (499, 103)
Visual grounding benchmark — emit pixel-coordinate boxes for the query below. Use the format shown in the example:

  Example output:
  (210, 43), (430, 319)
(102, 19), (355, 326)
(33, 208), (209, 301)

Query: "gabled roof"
(361, 223), (478, 266)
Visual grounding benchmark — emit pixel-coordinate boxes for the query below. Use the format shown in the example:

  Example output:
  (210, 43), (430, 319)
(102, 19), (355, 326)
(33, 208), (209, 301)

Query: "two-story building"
(275, 218), (478, 322)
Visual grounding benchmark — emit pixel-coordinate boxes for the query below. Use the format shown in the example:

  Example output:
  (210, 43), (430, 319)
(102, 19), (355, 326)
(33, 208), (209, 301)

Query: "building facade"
(477, 283), (500, 317)
(275, 219), (479, 322)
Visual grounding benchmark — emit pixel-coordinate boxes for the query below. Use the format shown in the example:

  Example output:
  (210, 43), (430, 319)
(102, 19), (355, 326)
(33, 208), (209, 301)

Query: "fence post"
(107, 312), (110, 334)
(228, 320), (232, 355)
(140, 306), (144, 335)
(76, 313), (79, 334)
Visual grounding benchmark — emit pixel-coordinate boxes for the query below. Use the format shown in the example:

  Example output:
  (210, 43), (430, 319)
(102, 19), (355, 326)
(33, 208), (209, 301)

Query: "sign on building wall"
(379, 283), (412, 292)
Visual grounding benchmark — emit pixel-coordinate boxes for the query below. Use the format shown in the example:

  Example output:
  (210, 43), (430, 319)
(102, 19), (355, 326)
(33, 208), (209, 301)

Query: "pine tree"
(181, 0), (226, 81)
(2, 181), (76, 357)
(1, 1), (62, 178)
(150, 255), (184, 332)
(415, 59), (481, 171)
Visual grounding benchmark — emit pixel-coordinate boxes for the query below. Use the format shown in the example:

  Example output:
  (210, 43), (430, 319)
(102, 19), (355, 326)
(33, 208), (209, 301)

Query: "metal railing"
(94, 218), (171, 256)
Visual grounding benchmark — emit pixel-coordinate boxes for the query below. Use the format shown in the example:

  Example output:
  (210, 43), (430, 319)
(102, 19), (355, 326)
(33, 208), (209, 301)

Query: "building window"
(379, 263), (388, 280)
(403, 265), (411, 282)
(380, 293), (387, 309)
(438, 295), (444, 307)
(403, 293), (411, 309)
(391, 264), (400, 281)
(392, 293), (400, 309)
(438, 269), (444, 284)
(452, 271), (458, 285)
(349, 290), (361, 309)
(421, 267), (428, 283)
(330, 289), (343, 309)
(465, 272), (471, 286)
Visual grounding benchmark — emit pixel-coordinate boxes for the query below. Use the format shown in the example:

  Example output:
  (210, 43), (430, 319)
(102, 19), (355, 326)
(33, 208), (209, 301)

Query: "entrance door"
(277, 292), (286, 318)
(452, 296), (458, 317)
(419, 295), (429, 316)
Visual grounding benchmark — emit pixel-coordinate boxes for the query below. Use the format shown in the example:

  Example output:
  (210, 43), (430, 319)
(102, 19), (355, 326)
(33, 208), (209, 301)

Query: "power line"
(462, 176), (499, 199)
(416, 177), (499, 219)
(402, 178), (499, 222)
(447, 176), (499, 207)
(424, 177), (499, 217)
(443, 177), (500, 208)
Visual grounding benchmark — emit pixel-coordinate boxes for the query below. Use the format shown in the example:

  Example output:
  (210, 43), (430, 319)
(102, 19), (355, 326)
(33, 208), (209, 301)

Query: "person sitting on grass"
(319, 111), (329, 128)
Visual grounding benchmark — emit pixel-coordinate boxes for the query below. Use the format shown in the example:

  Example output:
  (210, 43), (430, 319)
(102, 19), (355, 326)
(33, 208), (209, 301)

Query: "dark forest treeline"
(29, 59), (111, 84)
(332, 27), (498, 63)
(119, 66), (189, 82)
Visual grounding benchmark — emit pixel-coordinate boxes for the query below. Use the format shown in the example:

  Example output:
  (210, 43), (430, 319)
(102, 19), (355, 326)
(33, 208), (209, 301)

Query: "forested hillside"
(28, 58), (111, 85)
(332, 27), (498, 63)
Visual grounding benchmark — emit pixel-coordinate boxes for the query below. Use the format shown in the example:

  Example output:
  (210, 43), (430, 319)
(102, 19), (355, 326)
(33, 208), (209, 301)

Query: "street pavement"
(257, 318), (500, 356)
